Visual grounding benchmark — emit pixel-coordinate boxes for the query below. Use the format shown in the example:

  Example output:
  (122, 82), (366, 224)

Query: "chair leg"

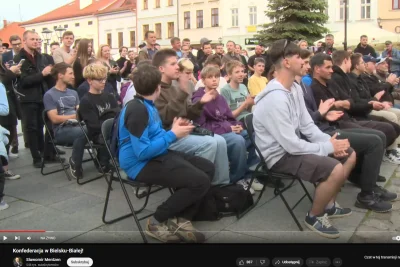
(276, 187), (304, 231)
(41, 144), (71, 181)
(77, 147), (111, 186)
(135, 185), (166, 199)
(299, 179), (314, 203)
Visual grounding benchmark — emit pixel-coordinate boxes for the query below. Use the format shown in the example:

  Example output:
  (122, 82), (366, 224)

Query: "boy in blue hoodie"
(192, 66), (260, 193)
(118, 64), (214, 243)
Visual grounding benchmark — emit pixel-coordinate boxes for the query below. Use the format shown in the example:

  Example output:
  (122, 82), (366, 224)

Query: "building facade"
(137, 0), (178, 47)
(378, 0), (400, 34)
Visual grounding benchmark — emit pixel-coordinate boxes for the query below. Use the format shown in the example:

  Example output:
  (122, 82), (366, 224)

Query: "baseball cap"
(385, 40), (392, 45)
(363, 55), (377, 63)
(376, 57), (387, 65)
(200, 37), (212, 45)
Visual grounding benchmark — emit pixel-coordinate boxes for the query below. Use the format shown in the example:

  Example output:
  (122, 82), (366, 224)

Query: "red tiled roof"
(0, 22), (25, 43)
(96, 0), (136, 14)
(20, 0), (118, 26)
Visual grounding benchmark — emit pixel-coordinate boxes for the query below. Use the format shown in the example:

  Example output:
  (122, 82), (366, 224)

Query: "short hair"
(202, 42), (211, 49)
(83, 63), (108, 80)
(300, 49), (312, 60)
(226, 40), (236, 46)
(178, 58), (194, 72)
(145, 31), (154, 39)
(268, 39), (301, 66)
(22, 30), (35, 40)
(310, 53), (332, 72)
(226, 60), (244, 75)
(332, 50), (351, 66)
(235, 44), (242, 49)
(119, 46), (128, 53)
(152, 49), (178, 68)
(200, 65), (221, 80)
(360, 35), (368, 39)
(325, 34), (334, 39)
(170, 37), (180, 45)
(350, 53), (363, 71)
(182, 38), (190, 43)
(215, 44), (223, 48)
(2, 43), (9, 49)
(254, 58), (266, 65)
(132, 64), (162, 96)
(50, 42), (60, 48)
(62, 31), (74, 39)
(51, 62), (72, 80)
(9, 35), (21, 43)
(204, 54), (222, 67)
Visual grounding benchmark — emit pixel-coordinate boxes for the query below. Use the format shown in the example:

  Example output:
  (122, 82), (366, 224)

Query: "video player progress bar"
(0, 230), (48, 233)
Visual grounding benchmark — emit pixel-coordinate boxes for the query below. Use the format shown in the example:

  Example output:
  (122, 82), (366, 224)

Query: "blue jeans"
(54, 125), (87, 168)
(221, 130), (259, 183)
(169, 134), (230, 185)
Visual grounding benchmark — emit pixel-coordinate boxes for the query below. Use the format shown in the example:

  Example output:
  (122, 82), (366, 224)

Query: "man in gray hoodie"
(253, 39), (356, 239)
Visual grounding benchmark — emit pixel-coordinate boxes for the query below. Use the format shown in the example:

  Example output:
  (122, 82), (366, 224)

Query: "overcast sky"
(0, 0), (71, 25)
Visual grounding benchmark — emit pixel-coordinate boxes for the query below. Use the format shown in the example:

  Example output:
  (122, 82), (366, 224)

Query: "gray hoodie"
(253, 79), (334, 169)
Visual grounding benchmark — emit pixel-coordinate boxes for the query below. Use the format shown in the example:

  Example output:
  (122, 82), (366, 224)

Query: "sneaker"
(9, 146), (18, 158)
(56, 148), (66, 155)
(4, 170), (20, 180)
(383, 150), (400, 165)
(304, 213), (340, 239)
(145, 219), (181, 243)
(33, 159), (42, 168)
(374, 186), (399, 202)
(167, 217), (206, 243)
(325, 205), (352, 218)
(237, 179), (255, 195)
(377, 175), (386, 182)
(246, 178), (263, 191)
(96, 164), (113, 175)
(0, 200), (9, 211)
(69, 157), (83, 179)
(355, 192), (392, 212)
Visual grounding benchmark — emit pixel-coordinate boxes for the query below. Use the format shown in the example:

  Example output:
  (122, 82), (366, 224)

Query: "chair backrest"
(101, 118), (114, 143)
(243, 113), (266, 163)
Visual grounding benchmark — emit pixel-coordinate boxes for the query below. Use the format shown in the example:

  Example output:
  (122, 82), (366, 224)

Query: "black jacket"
(331, 65), (373, 118)
(354, 43), (377, 58)
(347, 72), (375, 101)
(0, 66), (22, 126)
(13, 48), (54, 103)
(361, 72), (394, 104)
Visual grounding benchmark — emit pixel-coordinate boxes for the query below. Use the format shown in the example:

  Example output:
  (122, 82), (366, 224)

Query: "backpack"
(193, 184), (254, 221)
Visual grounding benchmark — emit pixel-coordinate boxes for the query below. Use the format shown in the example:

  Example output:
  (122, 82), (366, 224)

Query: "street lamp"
(55, 25), (66, 42)
(41, 28), (53, 54)
(377, 17), (382, 29)
(342, 0), (348, 51)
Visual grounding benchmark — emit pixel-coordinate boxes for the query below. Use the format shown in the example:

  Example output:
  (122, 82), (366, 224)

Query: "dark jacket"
(1, 51), (14, 65)
(347, 72), (375, 101)
(13, 48), (54, 103)
(0, 66), (22, 125)
(361, 72), (394, 104)
(331, 65), (373, 118)
(354, 43), (377, 58)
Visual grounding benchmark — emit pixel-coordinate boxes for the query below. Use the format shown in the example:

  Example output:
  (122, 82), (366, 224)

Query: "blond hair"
(97, 44), (110, 59)
(200, 65), (221, 80)
(178, 58), (194, 72)
(83, 64), (108, 80)
(225, 60), (244, 75)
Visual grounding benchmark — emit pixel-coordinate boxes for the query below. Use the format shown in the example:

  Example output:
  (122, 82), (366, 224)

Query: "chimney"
(3, 20), (7, 28)
(80, 0), (93, 10)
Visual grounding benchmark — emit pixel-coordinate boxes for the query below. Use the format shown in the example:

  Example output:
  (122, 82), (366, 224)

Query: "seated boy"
(79, 64), (120, 173)
(220, 61), (254, 123)
(118, 64), (214, 243)
(43, 63), (87, 179)
(194, 55), (227, 92)
(247, 58), (268, 97)
(192, 66), (260, 193)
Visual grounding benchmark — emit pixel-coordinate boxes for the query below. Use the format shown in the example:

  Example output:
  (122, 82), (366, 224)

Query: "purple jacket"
(192, 87), (241, 134)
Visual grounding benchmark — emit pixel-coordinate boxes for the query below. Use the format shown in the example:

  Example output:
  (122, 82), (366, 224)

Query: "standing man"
(52, 31), (76, 64)
(222, 41), (241, 65)
(247, 45), (264, 76)
(49, 42), (60, 56)
(137, 31), (158, 63)
(2, 35), (22, 65)
(322, 34), (336, 55)
(354, 35), (378, 57)
(382, 41), (400, 79)
(170, 37), (182, 59)
(116, 46), (132, 79)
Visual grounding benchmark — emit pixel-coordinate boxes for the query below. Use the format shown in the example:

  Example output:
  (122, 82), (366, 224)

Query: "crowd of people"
(0, 29), (400, 243)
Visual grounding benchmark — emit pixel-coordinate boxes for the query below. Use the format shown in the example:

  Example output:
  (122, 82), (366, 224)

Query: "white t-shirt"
(194, 77), (227, 93)
(122, 83), (136, 106)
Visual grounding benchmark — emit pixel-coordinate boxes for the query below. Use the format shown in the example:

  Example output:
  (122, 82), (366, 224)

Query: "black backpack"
(193, 184), (254, 221)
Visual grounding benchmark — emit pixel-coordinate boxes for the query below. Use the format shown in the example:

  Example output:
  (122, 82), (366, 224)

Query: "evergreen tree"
(256, 0), (329, 45)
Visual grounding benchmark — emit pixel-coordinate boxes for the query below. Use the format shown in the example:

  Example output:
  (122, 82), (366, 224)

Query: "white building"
(137, 0), (178, 47)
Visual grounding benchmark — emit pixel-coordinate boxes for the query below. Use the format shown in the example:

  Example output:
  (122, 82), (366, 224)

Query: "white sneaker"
(246, 178), (263, 191)
(8, 153), (18, 159)
(0, 200), (9, 211)
(383, 150), (400, 165)
(4, 170), (21, 180)
(237, 179), (255, 195)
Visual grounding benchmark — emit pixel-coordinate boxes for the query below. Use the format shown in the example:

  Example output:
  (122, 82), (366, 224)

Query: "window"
(75, 23), (80, 27)
(211, 8), (219, 27)
(196, 10), (203, 28)
(361, 0), (371, 19)
(231, 8), (238, 27)
(168, 22), (174, 38)
(168, 0), (173, 6)
(118, 32), (123, 48)
(88, 21), (93, 25)
(155, 23), (162, 39)
(64, 24), (68, 28)
(394, 0), (400, 9)
(184, 11), (190, 29)
(249, 6), (257, 25)
(155, 0), (160, 8)
(143, 0), (148, 9)
(107, 33), (112, 47)
(339, 0), (349, 20)
(143, 24), (149, 39)
(130, 31), (136, 47)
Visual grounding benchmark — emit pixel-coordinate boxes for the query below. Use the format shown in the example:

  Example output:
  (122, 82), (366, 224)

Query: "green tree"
(256, 0), (329, 45)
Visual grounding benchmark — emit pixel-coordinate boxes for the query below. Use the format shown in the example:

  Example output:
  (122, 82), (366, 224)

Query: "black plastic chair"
(101, 118), (160, 243)
(41, 110), (71, 180)
(240, 113), (314, 231)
